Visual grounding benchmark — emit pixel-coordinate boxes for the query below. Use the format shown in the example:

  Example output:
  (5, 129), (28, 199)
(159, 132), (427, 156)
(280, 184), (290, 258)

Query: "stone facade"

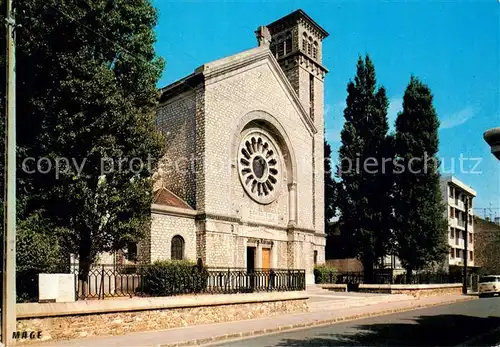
(145, 10), (328, 284)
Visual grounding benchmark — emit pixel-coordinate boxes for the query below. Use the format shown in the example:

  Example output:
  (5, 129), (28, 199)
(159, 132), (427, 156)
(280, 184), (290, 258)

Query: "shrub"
(16, 212), (67, 303)
(140, 260), (208, 296)
(314, 264), (337, 284)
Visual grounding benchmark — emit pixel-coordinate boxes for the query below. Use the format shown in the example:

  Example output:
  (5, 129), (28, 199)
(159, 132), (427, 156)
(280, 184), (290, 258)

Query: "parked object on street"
(478, 275), (500, 297)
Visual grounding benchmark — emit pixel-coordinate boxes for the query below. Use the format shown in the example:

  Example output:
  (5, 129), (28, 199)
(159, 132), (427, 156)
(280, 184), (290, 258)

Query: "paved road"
(214, 297), (500, 346)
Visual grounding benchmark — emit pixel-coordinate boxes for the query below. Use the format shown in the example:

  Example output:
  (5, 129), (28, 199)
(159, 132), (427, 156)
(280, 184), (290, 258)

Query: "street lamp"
(484, 127), (500, 160)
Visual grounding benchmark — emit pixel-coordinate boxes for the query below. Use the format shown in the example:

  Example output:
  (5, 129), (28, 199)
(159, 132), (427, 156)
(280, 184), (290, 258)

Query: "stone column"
(256, 243), (263, 269)
(288, 183), (297, 227)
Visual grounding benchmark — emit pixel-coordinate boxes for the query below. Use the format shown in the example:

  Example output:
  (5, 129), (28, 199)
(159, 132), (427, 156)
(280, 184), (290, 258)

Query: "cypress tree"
(336, 56), (390, 282)
(393, 76), (448, 282)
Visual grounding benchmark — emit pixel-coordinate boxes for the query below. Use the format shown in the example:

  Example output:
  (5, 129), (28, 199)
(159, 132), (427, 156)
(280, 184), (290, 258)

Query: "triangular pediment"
(196, 47), (317, 135)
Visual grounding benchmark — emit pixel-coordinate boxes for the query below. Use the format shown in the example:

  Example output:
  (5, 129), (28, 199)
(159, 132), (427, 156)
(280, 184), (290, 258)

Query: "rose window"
(238, 130), (282, 204)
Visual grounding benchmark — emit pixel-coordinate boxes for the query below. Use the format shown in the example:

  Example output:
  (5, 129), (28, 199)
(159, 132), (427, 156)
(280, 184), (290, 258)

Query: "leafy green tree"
(393, 77), (447, 282)
(336, 55), (390, 283)
(1, 0), (165, 289)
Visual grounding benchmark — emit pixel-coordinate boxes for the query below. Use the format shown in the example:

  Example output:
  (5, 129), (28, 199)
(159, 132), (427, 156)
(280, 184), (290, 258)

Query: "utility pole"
(3, 0), (17, 344)
(462, 198), (468, 295)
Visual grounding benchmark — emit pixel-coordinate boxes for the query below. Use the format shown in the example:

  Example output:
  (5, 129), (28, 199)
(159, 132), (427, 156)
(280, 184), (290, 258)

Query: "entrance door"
(262, 248), (271, 270)
(262, 248), (271, 289)
(246, 247), (256, 291)
(246, 247), (256, 271)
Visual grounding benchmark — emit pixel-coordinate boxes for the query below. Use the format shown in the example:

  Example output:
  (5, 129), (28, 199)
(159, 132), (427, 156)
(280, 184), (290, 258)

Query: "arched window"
(302, 33), (308, 52)
(276, 35), (284, 57)
(171, 235), (185, 260)
(307, 37), (312, 56)
(285, 32), (292, 55)
(312, 41), (318, 59)
(270, 44), (277, 57)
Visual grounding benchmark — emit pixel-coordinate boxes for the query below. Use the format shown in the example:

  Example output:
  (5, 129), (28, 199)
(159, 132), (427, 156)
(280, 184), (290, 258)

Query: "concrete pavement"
(30, 291), (476, 347)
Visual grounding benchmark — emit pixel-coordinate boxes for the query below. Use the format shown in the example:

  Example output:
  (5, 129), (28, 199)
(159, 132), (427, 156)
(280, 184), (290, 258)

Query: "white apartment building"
(440, 176), (476, 270)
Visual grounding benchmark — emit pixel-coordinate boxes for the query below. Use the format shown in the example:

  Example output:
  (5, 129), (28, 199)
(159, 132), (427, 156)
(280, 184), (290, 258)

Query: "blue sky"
(153, 0), (500, 216)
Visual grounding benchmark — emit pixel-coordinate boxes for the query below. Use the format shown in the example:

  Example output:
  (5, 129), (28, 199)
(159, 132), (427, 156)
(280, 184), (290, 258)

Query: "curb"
(160, 296), (477, 347)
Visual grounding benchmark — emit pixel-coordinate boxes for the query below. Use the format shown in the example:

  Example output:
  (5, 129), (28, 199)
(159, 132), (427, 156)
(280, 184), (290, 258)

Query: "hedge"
(314, 264), (337, 284)
(140, 260), (209, 296)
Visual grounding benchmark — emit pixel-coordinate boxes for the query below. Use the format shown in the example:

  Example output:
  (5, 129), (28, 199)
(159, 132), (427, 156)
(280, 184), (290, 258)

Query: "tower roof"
(266, 9), (329, 40)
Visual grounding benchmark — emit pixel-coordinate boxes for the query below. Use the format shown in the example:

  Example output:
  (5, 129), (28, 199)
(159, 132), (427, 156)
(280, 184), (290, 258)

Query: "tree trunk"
(78, 255), (91, 299)
(78, 231), (92, 299)
(405, 266), (413, 284)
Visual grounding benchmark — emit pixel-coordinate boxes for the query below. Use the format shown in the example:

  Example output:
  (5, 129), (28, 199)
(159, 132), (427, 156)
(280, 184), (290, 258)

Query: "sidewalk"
(32, 294), (475, 347)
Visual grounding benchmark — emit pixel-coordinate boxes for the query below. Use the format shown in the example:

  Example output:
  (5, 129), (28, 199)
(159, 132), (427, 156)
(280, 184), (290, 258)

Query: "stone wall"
(149, 209), (197, 262)
(16, 293), (308, 344)
(155, 91), (197, 208)
(474, 216), (500, 274)
(357, 284), (462, 297)
(204, 60), (315, 229)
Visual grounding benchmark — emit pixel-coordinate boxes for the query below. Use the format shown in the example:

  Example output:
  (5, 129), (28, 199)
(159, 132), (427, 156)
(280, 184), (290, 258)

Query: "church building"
(139, 10), (329, 285)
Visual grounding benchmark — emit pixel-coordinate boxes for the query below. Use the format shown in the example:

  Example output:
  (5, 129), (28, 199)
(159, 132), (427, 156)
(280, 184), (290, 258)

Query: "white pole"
(3, 0), (17, 344)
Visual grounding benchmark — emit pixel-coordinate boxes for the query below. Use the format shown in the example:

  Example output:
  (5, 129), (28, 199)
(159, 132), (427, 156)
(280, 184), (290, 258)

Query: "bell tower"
(265, 9), (328, 123)
(261, 10), (329, 233)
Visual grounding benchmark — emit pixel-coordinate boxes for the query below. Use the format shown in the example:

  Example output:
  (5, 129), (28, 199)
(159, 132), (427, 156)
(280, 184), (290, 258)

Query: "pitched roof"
(153, 188), (193, 209)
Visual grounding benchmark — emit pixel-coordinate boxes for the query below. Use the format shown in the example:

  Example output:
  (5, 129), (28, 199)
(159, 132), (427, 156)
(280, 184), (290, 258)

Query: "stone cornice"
(153, 209), (318, 234)
(151, 204), (198, 219)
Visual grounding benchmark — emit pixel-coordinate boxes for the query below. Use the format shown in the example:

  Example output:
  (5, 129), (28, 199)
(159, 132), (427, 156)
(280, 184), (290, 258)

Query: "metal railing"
(71, 264), (306, 300)
(333, 271), (464, 287)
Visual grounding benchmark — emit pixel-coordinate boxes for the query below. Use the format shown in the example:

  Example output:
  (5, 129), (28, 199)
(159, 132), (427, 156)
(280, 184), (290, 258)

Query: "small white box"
(38, 273), (76, 303)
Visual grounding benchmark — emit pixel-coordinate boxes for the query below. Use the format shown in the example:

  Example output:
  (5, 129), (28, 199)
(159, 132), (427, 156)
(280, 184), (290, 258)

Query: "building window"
(455, 209), (460, 219)
(450, 247), (454, 258)
(270, 44), (277, 58)
(302, 33), (308, 52)
(171, 235), (185, 260)
(449, 187), (454, 198)
(455, 249), (460, 258)
(469, 233), (473, 243)
(126, 242), (137, 261)
(312, 41), (318, 59)
(470, 251), (473, 261)
(285, 32), (292, 55)
(307, 36), (313, 56)
(314, 250), (318, 265)
(450, 206), (454, 218)
(450, 228), (454, 239)
(277, 36), (285, 57)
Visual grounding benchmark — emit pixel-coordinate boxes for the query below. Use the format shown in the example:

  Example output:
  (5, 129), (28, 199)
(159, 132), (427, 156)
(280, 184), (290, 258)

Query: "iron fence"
(334, 271), (467, 287)
(70, 264), (305, 300)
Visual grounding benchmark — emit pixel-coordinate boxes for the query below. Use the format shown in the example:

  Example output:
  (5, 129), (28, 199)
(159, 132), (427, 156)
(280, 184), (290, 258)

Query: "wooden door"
(262, 248), (271, 289)
(262, 248), (271, 270)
